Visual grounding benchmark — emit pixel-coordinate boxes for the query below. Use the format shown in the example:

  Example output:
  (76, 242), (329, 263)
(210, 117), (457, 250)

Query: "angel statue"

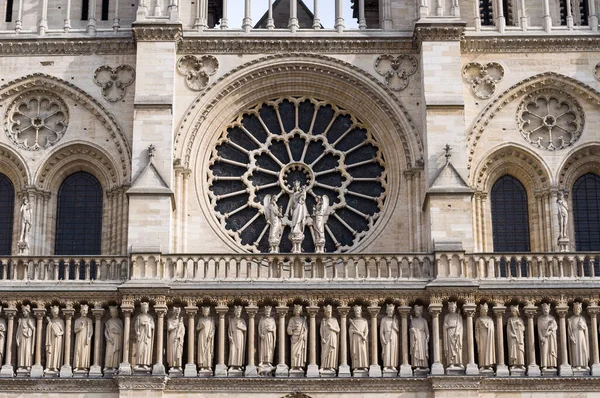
(312, 195), (330, 253)
(287, 180), (308, 253)
(263, 195), (284, 253)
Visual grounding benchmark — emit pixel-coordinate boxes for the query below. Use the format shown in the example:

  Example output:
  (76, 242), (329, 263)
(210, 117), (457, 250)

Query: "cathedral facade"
(0, 0), (598, 396)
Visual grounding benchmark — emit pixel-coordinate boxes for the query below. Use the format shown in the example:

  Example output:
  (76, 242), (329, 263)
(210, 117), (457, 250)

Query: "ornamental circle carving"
(207, 97), (388, 253)
(5, 90), (68, 151)
(516, 89), (583, 151)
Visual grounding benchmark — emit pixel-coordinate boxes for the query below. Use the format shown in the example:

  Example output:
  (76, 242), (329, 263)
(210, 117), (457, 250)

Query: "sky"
(226, 0), (360, 29)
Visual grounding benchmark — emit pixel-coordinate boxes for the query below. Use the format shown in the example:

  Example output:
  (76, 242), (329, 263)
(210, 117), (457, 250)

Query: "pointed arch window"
(0, 173), (15, 255)
(55, 172), (103, 256)
(491, 175), (531, 252)
(573, 173), (600, 251)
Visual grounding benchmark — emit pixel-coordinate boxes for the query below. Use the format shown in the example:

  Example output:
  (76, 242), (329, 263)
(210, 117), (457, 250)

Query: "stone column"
(367, 303), (382, 377)
(29, 305), (45, 377)
(397, 305), (412, 377)
(244, 304), (258, 377)
(118, 302), (133, 375)
(215, 304), (228, 377)
(337, 305), (351, 377)
(275, 305), (289, 377)
(429, 303), (444, 375)
(184, 305), (198, 377)
(152, 304), (167, 375)
(589, 0), (598, 31)
(588, 305), (600, 375)
(0, 304), (16, 377)
(493, 305), (509, 376)
(334, 0), (344, 32)
(89, 305), (104, 377)
(288, 0), (299, 32)
(306, 305), (319, 377)
(463, 304), (478, 375)
(556, 304), (573, 376)
(542, 0), (552, 32)
(60, 305), (75, 378)
(524, 304), (541, 376)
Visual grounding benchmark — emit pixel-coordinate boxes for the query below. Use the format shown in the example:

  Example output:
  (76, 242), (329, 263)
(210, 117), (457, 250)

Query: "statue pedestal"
(368, 364), (382, 377)
(558, 237), (570, 252)
(198, 368), (213, 378)
(592, 363), (600, 376)
(30, 364), (44, 378)
(103, 368), (117, 377)
(152, 363), (166, 376)
(89, 365), (103, 378)
(227, 367), (243, 377)
(15, 367), (30, 378)
(399, 364), (413, 377)
(288, 368), (305, 378)
(559, 364), (573, 377)
(168, 367), (183, 377)
(527, 364), (541, 377)
(466, 363), (479, 375)
(184, 363), (198, 377)
(59, 364), (73, 378)
(44, 369), (59, 378)
(541, 367), (557, 377)
(320, 368), (336, 378)
(446, 365), (465, 375)
(306, 364), (319, 378)
(275, 363), (289, 377)
(0, 364), (13, 378)
(414, 367), (430, 377)
(214, 363), (228, 377)
(337, 364), (351, 377)
(382, 367), (397, 378)
(495, 364), (509, 377)
(509, 366), (526, 377)
(573, 367), (590, 377)
(72, 368), (89, 378)
(244, 365), (258, 377)
(352, 368), (368, 377)
(118, 362), (132, 375)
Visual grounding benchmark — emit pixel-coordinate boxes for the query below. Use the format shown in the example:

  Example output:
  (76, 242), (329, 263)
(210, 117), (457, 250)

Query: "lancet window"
(0, 173), (14, 256)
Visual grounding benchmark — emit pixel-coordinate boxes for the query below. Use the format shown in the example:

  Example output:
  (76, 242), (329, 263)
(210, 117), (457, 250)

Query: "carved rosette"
(176, 55), (219, 91)
(93, 65), (136, 102)
(462, 62), (504, 99)
(5, 90), (68, 151)
(207, 96), (388, 253)
(516, 89), (583, 151)
(374, 54), (418, 92)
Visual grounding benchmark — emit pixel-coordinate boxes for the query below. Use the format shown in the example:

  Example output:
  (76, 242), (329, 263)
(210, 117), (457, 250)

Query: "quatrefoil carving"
(93, 65), (135, 102)
(177, 55), (219, 91)
(462, 62), (505, 99)
(374, 54), (418, 92)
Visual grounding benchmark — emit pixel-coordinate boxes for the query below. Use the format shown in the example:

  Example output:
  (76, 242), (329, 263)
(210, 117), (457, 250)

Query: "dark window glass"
(491, 175), (530, 252)
(560, 0), (589, 25)
(5, 0), (13, 22)
(55, 172), (102, 255)
(573, 173), (600, 251)
(101, 0), (109, 20)
(82, 0), (89, 20)
(0, 174), (14, 256)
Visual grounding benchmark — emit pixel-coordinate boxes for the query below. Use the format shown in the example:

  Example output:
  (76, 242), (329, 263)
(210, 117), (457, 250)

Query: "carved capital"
(428, 303), (443, 317)
(367, 306), (380, 317)
(62, 307), (75, 319)
(276, 306), (289, 317)
(524, 305), (538, 319)
(245, 305), (259, 317)
(397, 306), (411, 318)
(184, 306), (198, 316)
(306, 306), (319, 318)
(462, 303), (476, 317)
(33, 307), (46, 319)
(337, 306), (350, 317)
(555, 305), (569, 318)
(492, 306), (507, 318)
(91, 306), (105, 319)
(215, 306), (229, 317)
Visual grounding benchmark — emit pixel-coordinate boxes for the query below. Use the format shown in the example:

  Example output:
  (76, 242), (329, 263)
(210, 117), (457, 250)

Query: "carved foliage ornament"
(5, 90), (68, 151)
(93, 65), (135, 102)
(517, 89), (583, 151)
(462, 62), (505, 99)
(374, 54), (418, 92)
(177, 55), (219, 91)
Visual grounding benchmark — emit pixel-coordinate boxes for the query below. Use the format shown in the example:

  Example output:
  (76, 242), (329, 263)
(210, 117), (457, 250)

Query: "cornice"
(0, 378), (115, 392)
(413, 21), (466, 43)
(116, 376), (168, 390)
(0, 38), (135, 56)
(177, 37), (415, 54)
(462, 35), (600, 53)
(133, 24), (182, 42)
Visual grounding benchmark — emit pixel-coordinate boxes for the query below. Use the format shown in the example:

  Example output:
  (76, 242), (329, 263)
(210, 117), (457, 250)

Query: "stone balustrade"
(0, 256), (127, 282)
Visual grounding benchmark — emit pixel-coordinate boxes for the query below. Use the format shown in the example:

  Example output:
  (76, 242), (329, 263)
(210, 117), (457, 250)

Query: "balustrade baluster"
(543, 0), (552, 32)
(14, 0), (23, 33)
(113, 0), (120, 31)
(242, 0), (252, 33)
(334, 0), (344, 33)
(221, 0), (228, 29)
(519, 0), (527, 30)
(64, 0), (72, 31)
(589, 0), (598, 31)
(358, 0), (366, 29)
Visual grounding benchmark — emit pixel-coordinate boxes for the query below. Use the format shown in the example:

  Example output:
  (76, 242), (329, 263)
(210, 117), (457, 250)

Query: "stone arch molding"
(467, 72), (600, 176)
(0, 73), (131, 182)
(557, 143), (600, 190)
(0, 143), (30, 189)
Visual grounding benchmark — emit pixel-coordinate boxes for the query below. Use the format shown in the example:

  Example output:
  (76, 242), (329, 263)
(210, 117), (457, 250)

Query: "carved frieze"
(176, 55), (219, 91)
(462, 36), (600, 53)
(93, 65), (136, 102)
(374, 54), (418, 92)
(462, 62), (504, 100)
(0, 39), (135, 56)
(133, 25), (182, 42)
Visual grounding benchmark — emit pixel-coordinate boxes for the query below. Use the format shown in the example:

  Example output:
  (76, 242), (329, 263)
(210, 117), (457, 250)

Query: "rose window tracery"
(5, 90), (68, 151)
(517, 89), (583, 151)
(207, 97), (388, 253)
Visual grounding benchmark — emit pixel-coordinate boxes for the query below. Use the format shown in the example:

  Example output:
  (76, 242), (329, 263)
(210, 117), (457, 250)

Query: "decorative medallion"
(517, 89), (583, 151)
(207, 97), (388, 253)
(373, 54), (418, 91)
(177, 55), (219, 91)
(5, 90), (68, 151)
(462, 62), (504, 99)
(93, 65), (136, 102)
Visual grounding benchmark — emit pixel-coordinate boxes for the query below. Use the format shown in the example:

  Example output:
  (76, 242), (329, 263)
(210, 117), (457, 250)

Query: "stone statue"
(104, 306), (123, 371)
(0, 309), (6, 366)
(197, 306), (215, 370)
(73, 304), (93, 370)
(167, 306), (185, 370)
(568, 302), (589, 369)
(349, 305), (369, 370)
(258, 305), (276, 372)
(443, 301), (463, 368)
(16, 304), (35, 369)
(19, 197), (31, 244)
(380, 303), (399, 371)
(287, 304), (307, 369)
(409, 305), (429, 368)
(537, 303), (558, 369)
(228, 305), (246, 369)
(264, 195), (284, 253)
(507, 305), (525, 368)
(474, 303), (495, 369)
(557, 191), (568, 239)
(320, 304), (340, 371)
(45, 305), (64, 372)
(312, 195), (330, 253)
(287, 180), (308, 253)
(135, 302), (155, 370)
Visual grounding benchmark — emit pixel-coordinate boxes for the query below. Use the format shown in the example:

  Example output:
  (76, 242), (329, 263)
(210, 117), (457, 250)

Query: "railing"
(0, 256), (128, 282)
(130, 253), (434, 281)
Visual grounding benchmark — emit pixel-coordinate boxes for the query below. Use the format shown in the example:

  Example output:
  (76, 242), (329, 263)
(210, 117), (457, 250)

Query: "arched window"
(491, 175), (530, 252)
(0, 173), (15, 255)
(55, 172), (103, 256)
(573, 173), (600, 251)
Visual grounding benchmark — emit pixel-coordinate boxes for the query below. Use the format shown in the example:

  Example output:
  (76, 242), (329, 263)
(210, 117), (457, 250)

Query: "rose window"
(517, 89), (583, 151)
(5, 90), (68, 151)
(207, 97), (388, 253)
